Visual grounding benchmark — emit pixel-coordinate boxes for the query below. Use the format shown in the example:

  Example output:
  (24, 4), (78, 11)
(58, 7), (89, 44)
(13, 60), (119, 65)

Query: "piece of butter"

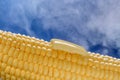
(50, 39), (88, 56)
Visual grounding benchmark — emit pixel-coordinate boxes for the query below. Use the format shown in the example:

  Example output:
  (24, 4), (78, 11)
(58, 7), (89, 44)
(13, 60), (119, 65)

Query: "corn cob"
(0, 30), (120, 80)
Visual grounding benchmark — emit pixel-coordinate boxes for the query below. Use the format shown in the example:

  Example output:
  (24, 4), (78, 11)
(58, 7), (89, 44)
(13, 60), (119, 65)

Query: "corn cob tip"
(50, 39), (88, 56)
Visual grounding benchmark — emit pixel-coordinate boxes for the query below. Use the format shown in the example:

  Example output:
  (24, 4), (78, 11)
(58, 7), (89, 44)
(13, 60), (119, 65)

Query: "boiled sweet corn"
(0, 30), (120, 80)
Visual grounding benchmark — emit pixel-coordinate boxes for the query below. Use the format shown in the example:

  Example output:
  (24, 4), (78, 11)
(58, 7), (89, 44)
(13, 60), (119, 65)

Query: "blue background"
(0, 0), (120, 58)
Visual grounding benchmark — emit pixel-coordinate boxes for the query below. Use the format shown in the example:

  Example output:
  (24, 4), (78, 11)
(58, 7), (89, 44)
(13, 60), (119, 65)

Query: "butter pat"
(50, 39), (88, 56)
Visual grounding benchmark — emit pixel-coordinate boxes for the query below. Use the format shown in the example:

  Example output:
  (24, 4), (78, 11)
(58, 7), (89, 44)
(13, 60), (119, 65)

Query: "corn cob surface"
(0, 30), (120, 80)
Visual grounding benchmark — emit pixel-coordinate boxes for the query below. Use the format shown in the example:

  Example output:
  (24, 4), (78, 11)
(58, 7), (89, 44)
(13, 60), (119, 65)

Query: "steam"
(0, 0), (120, 57)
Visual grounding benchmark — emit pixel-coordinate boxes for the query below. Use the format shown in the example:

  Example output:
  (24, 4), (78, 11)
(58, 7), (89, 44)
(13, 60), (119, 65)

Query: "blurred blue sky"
(0, 0), (120, 58)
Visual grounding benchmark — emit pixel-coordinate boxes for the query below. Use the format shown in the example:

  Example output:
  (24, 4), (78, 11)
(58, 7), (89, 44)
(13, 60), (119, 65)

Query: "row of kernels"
(110, 63), (119, 72)
(1, 39), (52, 60)
(51, 50), (89, 66)
(15, 33), (49, 45)
(0, 53), (33, 73)
(100, 61), (119, 72)
(4, 66), (37, 80)
(86, 66), (103, 79)
(0, 32), (51, 54)
(39, 55), (55, 67)
(0, 57), (118, 77)
(50, 51), (80, 66)
(90, 53), (104, 62)
(0, 36), (18, 48)
(0, 31), (47, 45)
(94, 60), (119, 72)
(0, 63), (7, 71)
(0, 71), (6, 79)
(1, 58), (38, 76)
(76, 75), (94, 80)
(0, 59), (110, 80)
(51, 57), (84, 75)
(48, 57), (70, 71)
(0, 44), (5, 52)
(77, 63), (117, 80)
(90, 53), (120, 66)
(38, 54), (81, 75)
(18, 34), (50, 48)
(23, 45), (50, 56)
(88, 53), (120, 72)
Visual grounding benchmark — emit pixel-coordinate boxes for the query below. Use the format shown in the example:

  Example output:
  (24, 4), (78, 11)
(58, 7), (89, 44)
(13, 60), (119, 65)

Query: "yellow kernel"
(65, 71), (71, 80)
(41, 47), (46, 56)
(8, 47), (15, 56)
(5, 66), (10, 74)
(18, 52), (24, 60)
(2, 55), (9, 63)
(31, 46), (36, 54)
(36, 46), (41, 55)
(38, 56), (43, 64)
(29, 63), (34, 72)
(24, 62), (28, 70)
(11, 76), (16, 80)
(48, 67), (53, 77)
(25, 44), (31, 53)
(43, 66), (48, 75)
(21, 70), (25, 78)
(15, 69), (21, 77)
(58, 60), (63, 69)
(20, 43), (26, 51)
(48, 57), (53, 67)
(23, 52), (29, 61)
(18, 61), (24, 69)
(0, 44), (5, 52)
(7, 57), (13, 66)
(60, 70), (65, 79)
(71, 54), (78, 62)
(10, 67), (15, 75)
(12, 59), (18, 68)
(43, 56), (48, 66)
(6, 74), (10, 79)
(40, 75), (45, 80)
(28, 54), (33, 62)
(66, 53), (71, 61)
(13, 49), (19, 58)
(33, 55), (39, 63)
(31, 72), (36, 80)
(52, 50), (58, 58)
(46, 49), (52, 57)
(25, 71), (30, 79)
(58, 51), (65, 60)
(54, 69), (59, 78)
(3, 45), (10, 54)
(65, 61), (71, 71)
(71, 63), (77, 73)
(34, 64), (39, 73)
(53, 58), (58, 68)
(39, 65), (43, 74)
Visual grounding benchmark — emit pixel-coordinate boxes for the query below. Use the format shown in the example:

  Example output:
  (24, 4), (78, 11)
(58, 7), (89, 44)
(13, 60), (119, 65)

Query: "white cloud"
(0, 0), (120, 57)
